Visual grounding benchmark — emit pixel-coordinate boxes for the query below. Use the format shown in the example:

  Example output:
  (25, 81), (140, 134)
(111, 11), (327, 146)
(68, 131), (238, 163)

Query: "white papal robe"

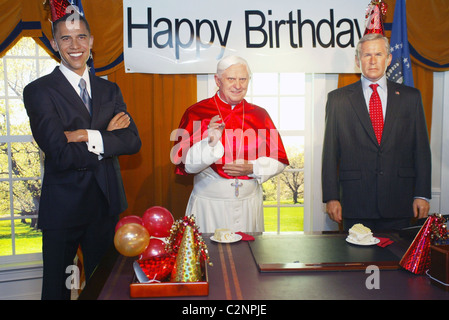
(184, 137), (286, 233)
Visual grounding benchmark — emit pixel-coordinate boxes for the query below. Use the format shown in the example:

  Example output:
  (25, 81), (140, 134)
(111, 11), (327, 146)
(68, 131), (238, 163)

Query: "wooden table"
(79, 232), (449, 301)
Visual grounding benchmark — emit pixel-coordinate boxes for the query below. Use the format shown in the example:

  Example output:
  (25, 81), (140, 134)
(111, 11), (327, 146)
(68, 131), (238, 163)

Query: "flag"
(69, 0), (95, 74)
(386, 0), (414, 87)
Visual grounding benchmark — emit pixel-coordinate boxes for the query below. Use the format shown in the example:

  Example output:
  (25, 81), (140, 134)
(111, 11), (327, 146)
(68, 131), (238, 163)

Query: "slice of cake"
(348, 223), (375, 244)
(214, 228), (235, 242)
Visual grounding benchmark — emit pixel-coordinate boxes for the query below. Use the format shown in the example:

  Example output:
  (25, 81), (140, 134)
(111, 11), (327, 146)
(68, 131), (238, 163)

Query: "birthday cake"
(347, 223), (376, 244)
(213, 228), (235, 242)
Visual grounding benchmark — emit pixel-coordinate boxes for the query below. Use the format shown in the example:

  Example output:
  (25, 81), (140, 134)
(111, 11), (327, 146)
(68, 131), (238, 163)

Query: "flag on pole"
(68, 1), (95, 74)
(386, 0), (414, 87)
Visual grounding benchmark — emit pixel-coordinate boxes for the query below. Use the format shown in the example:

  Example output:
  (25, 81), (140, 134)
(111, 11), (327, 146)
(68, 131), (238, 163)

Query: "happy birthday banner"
(123, 0), (367, 74)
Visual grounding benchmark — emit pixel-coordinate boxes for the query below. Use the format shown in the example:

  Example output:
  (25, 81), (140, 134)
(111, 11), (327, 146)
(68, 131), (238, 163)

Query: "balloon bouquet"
(114, 206), (174, 259)
(114, 207), (212, 283)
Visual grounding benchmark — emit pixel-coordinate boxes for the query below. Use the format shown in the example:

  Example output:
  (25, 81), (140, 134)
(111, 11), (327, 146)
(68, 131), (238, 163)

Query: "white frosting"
(214, 228), (235, 241)
(348, 223), (376, 244)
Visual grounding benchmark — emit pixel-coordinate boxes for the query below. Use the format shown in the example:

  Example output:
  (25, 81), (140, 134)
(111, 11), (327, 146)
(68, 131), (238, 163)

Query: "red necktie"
(369, 84), (383, 144)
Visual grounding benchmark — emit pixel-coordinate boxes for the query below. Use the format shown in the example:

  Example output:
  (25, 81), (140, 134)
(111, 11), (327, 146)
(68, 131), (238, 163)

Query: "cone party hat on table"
(364, 0), (387, 36)
(170, 225), (202, 282)
(400, 214), (449, 274)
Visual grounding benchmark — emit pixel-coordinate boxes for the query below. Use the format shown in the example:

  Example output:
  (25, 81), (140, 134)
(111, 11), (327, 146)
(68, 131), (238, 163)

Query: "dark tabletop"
(78, 231), (449, 301)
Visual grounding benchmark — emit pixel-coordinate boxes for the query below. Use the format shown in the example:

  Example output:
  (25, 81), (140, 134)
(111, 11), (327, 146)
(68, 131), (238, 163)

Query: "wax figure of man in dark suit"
(321, 33), (431, 231)
(23, 13), (141, 299)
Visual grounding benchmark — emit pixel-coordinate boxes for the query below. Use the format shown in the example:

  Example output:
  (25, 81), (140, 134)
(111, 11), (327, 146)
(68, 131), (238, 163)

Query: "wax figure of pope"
(172, 56), (289, 233)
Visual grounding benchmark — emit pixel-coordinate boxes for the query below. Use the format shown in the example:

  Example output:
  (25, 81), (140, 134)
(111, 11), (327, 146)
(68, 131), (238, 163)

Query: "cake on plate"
(347, 223), (376, 244)
(213, 228), (235, 242)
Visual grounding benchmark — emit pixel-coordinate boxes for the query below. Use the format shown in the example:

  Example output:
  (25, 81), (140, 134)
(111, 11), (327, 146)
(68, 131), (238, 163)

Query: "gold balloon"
(114, 223), (150, 257)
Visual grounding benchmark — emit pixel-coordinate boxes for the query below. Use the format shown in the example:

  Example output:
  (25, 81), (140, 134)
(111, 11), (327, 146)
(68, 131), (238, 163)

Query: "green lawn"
(0, 219), (42, 256)
(263, 205), (304, 232)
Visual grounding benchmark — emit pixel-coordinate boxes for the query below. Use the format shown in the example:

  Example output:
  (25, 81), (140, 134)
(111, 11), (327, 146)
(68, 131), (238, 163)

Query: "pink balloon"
(142, 206), (174, 237)
(139, 238), (167, 260)
(115, 215), (143, 232)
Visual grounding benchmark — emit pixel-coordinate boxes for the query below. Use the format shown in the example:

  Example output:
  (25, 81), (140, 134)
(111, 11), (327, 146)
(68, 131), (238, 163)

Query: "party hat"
(400, 215), (437, 274)
(46, 0), (83, 22)
(170, 225), (202, 282)
(364, 0), (387, 36)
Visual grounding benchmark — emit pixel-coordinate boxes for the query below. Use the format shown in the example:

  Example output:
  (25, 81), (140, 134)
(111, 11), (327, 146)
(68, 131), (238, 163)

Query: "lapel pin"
(395, 91), (400, 95)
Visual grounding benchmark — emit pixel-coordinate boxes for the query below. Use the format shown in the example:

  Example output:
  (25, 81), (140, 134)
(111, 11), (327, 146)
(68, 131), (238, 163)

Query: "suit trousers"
(41, 182), (118, 300)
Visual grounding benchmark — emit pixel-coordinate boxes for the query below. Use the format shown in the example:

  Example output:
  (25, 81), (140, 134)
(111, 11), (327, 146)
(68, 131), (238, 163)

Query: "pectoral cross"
(231, 178), (243, 197)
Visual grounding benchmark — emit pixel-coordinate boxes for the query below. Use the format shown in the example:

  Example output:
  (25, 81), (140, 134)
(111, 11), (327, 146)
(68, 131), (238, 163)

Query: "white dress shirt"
(361, 75), (388, 120)
(59, 64), (104, 156)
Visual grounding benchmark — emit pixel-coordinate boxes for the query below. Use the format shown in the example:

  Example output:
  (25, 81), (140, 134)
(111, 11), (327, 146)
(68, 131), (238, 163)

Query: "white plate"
(346, 236), (380, 246)
(210, 234), (242, 243)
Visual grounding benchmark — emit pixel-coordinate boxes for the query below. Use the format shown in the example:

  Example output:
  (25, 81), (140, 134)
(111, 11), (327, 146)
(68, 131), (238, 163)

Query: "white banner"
(123, 0), (368, 74)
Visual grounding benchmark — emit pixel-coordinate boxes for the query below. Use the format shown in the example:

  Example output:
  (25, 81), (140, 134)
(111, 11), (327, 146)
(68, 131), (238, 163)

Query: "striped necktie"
(369, 83), (383, 144)
(79, 78), (92, 115)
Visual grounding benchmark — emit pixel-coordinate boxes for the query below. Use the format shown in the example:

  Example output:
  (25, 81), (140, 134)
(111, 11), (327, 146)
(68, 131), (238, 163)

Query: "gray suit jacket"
(321, 79), (431, 219)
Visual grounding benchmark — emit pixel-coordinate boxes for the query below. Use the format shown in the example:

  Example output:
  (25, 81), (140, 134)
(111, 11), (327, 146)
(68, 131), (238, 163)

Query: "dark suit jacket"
(23, 67), (141, 230)
(321, 79), (431, 219)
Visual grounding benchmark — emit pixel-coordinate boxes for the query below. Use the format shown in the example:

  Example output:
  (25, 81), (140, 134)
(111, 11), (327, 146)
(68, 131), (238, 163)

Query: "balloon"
(139, 238), (167, 260)
(114, 223), (150, 257)
(142, 206), (174, 238)
(115, 215), (143, 232)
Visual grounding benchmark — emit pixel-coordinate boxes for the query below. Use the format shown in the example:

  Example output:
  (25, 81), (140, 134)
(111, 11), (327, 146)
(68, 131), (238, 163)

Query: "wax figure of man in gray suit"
(321, 33), (431, 231)
(23, 13), (141, 299)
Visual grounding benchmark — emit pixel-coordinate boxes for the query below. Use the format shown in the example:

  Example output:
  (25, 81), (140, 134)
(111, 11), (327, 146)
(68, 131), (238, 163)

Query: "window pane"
(0, 181), (11, 216)
(8, 38), (36, 56)
(262, 177), (278, 203)
(252, 97), (278, 126)
(14, 219), (41, 255)
(0, 143), (7, 179)
(0, 220), (13, 256)
(280, 73), (305, 95)
(6, 58), (36, 97)
(39, 58), (58, 77)
(263, 207), (278, 232)
(11, 142), (41, 178)
(284, 145), (304, 170)
(9, 99), (31, 135)
(251, 73), (278, 95)
(0, 100), (6, 136)
(279, 97), (305, 130)
(279, 170), (304, 204)
(281, 136), (305, 154)
(13, 180), (41, 218)
(280, 207), (303, 232)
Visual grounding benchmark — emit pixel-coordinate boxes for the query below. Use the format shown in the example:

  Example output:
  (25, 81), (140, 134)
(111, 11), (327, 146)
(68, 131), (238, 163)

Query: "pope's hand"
(223, 160), (253, 176)
(208, 115), (225, 147)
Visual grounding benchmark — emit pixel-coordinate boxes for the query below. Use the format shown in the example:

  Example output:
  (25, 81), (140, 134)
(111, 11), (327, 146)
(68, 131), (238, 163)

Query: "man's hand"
(107, 112), (130, 131)
(64, 129), (88, 143)
(223, 160), (253, 176)
(207, 115), (225, 147)
(326, 200), (342, 224)
(413, 198), (430, 219)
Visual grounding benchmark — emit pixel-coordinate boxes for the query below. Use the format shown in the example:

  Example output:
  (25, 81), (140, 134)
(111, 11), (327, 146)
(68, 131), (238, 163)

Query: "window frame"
(0, 37), (57, 263)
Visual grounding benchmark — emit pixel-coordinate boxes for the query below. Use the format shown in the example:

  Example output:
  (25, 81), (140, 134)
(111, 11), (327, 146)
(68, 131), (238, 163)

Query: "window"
(246, 73), (306, 233)
(0, 37), (57, 257)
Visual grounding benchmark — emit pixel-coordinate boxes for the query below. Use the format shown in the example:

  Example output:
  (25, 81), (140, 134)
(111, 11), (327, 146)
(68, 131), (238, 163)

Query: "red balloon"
(139, 238), (167, 260)
(142, 206), (174, 237)
(115, 215), (143, 232)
